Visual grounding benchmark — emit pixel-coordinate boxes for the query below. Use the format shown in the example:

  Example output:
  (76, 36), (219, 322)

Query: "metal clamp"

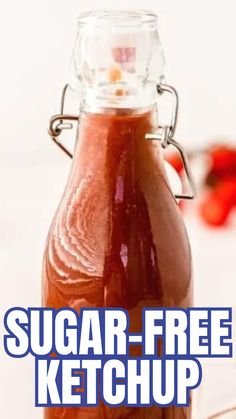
(48, 83), (196, 200)
(48, 84), (79, 158)
(146, 84), (196, 200)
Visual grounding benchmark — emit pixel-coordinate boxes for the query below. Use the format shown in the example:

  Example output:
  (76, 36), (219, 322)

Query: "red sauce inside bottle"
(43, 108), (192, 418)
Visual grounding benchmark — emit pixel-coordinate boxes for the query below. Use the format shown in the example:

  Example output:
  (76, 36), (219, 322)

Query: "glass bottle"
(43, 9), (194, 419)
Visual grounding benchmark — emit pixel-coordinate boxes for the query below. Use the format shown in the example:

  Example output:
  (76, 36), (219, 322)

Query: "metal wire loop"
(146, 84), (196, 200)
(48, 83), (196, 199)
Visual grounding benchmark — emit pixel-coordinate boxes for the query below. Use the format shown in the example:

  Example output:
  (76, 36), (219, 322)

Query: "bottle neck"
(68, 106), (168, 213)
(73, 106), (159, 172)
(79, 81), (158, 114)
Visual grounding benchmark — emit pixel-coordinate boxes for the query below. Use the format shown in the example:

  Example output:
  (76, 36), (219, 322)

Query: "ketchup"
(43, 108), (192, 418)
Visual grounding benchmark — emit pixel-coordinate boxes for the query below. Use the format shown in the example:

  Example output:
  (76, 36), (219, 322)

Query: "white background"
(0, 1), (236, 418)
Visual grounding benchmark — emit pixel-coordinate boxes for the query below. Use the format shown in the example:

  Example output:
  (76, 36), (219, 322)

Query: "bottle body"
(43, 106), (192, 418)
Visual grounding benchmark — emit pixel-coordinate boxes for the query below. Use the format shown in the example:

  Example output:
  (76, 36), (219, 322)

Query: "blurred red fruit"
(199, 178), (236, 226)
(178, 200), (185, 211)
(209, 145), (236, 178)
(165, 153), (183, 174)
(200, 196), (230, 226)
(214, 177), (236, 206)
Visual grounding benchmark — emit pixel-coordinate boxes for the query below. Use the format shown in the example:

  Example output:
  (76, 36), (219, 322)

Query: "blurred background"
(0, 0), (236, 418)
